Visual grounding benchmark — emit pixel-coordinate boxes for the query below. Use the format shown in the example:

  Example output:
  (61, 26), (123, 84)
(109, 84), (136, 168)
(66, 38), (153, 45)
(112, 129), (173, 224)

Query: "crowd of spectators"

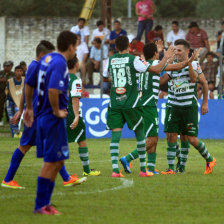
(0, 0), (224, 136)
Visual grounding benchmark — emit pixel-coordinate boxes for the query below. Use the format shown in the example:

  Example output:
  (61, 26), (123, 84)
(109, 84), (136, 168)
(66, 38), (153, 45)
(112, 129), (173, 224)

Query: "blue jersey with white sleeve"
(26, 52), (69, 117)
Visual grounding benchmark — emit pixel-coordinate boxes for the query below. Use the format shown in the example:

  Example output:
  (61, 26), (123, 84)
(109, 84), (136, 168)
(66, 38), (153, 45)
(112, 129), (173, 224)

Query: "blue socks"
(46, 181), (55, 205)
(35, 177), (51, 210)
(59, 165), (70, 182)
(4, 148), (24, 182)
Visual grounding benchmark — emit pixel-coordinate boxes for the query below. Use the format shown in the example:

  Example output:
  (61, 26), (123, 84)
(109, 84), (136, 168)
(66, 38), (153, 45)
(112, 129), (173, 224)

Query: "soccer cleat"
(112, 172), (125, 178)
(139, 171), (154, 177)
(63, 175), (87, 187)
(33, 206), (52, 215)
(1, 180), (25, 189)
(204, 158), (216, 175)
(120, 157), (131, 173)
(176, 168), (185, 173)
(153, 170), (160, 175)
(47, 205), (62, 215)
(161, 169), (176, 175)
(83, 169), (101, 176)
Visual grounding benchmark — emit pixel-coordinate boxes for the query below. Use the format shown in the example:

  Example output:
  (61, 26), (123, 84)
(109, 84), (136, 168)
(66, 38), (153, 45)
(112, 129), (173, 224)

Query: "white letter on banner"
(85, 108), (100, 125)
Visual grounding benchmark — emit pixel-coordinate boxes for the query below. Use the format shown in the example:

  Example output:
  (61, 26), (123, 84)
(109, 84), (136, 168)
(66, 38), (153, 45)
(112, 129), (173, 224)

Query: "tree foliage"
(0, 0), (223, 19)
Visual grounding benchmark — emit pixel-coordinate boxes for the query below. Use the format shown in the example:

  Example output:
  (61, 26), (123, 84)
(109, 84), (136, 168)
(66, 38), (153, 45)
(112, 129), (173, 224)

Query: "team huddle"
(1, 31), (216, 215)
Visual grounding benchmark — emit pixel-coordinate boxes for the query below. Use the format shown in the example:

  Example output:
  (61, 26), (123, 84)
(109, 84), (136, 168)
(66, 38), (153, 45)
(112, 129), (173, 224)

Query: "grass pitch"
(0, 137), (223, 224)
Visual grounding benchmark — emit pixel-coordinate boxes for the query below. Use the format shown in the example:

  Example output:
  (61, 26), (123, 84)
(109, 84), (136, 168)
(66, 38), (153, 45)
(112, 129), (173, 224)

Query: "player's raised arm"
(159, 73), (171, 86)
(198, 73), (209, 115)
(148, 46), (175, 74)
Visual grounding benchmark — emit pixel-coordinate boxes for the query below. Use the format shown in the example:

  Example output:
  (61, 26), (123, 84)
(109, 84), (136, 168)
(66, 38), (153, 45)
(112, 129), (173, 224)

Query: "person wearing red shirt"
(186, 22), (210, 64)
(129, 38), (144, 56)
(147, 25), (164, 43)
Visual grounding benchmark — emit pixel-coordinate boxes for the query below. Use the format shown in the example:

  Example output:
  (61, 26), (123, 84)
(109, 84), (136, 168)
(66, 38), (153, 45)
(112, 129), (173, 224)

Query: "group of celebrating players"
(1, 30), (216, 215)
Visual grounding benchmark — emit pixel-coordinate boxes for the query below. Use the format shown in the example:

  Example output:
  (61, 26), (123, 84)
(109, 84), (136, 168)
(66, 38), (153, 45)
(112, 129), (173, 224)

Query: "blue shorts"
(36, 114), (69, 162)
(20, 120), (36, 146)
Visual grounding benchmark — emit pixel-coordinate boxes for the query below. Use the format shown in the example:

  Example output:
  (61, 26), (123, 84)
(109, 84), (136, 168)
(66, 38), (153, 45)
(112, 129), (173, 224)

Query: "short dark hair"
(208, 81), (215, 85)
(206, 51), (214, 57)
(57, 31), (77, 52)
(172, 21), (179, 26)
(67, 55), (78, 70)
(78, 17), (86, 23)
(115, 36), (129, 51)
(188, 21), (199, 28)
(174, 39), (190, 49)
(36, 40), (55, 57)
(15, 65), (23, 71)
(114, 20), (121, 24)
(20, 61), (26, 66)
(96, 20), (104, 27)
(94, 37), (102, 44)
(143, 43), (158, 60)
(155, 25), (163, 31)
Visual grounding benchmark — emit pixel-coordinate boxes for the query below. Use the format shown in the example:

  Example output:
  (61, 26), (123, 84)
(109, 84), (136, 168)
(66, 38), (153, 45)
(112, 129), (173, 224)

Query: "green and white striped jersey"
(167, 61), (202, 107)
(139, 60), (160, 107)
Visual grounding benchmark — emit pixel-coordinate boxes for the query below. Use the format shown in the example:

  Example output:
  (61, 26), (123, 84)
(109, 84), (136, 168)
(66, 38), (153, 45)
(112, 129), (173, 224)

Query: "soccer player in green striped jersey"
(103, 36), (177, 177)
(119, 41), (195, 175)
(160, 39), (216, 175)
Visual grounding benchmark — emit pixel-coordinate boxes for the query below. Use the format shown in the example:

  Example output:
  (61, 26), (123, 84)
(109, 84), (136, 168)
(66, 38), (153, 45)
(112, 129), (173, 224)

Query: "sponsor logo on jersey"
(139, 58), (148, 65)
(115, 87), (126, 94)
(76, 83), (82, 93)
(59, 80), (64, 87)
(45, 55), (52, 64)
(111, 57), (129, 65)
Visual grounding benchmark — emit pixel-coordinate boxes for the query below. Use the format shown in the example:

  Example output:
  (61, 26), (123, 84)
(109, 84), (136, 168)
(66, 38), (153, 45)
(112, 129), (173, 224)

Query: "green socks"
(167, 142), (177, 171)
(195, 141), (213, 162)
(125, 149), (139, 162)
(79, 147), (90, 173)
(110, 131), (121, 174)
(147, 152), (156, 172)
(179, 141), (190, 171)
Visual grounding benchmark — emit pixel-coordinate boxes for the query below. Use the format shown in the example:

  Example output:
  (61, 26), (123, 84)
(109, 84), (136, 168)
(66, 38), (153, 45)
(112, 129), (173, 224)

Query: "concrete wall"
(0, 17), (222, 68)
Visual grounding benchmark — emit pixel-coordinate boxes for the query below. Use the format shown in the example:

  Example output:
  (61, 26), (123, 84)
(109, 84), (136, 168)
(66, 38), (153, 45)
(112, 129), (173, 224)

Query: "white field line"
(0, 178), (134, 199)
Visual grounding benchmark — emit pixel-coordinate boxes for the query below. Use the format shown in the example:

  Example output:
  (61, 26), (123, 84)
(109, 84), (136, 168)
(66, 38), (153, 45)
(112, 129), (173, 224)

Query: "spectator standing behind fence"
(167, 21), (186, 46)
(71, 18), (90, 45)
(201, 52), (219, 85)
(147, 25), (164, 43)
(216, 21), (224, 55)
(136, 0), (155, 43)
(86, 37), (108, 86)
(109, 20), (127, 50)
(186, 22), (210, 64)
(91, 20), (110, 45)
(0, 61), (14, 126)
(5, 65), (24, 137)
(76, 34), (89, 85)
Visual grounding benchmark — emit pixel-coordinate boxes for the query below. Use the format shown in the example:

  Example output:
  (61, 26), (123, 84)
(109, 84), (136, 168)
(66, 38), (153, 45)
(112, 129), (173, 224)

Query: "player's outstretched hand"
(155, 40), (164, 52)
(70, 116), (79, 130)
(164, 45), (175, 60)
(11, 111), (22, 125)
(201, 102), (208, 115)
(24, 108), (34, 127)
(188, 48), (201, 63)
(54, 109), (68, 119)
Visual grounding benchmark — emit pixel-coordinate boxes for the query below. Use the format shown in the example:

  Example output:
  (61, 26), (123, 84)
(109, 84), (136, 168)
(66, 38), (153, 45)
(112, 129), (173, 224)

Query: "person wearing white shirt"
(91, 20), (110, 44)
(76, 34), (89, 85)
(167, 21), (186, 46)
(71, 18), (90, 45)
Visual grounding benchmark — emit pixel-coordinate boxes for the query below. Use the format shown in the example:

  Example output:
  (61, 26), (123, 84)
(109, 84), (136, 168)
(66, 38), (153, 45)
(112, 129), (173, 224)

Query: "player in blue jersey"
(1, 41), (85, 190)
(24, 31), (77, 215)
(1, 40), (55, 189)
